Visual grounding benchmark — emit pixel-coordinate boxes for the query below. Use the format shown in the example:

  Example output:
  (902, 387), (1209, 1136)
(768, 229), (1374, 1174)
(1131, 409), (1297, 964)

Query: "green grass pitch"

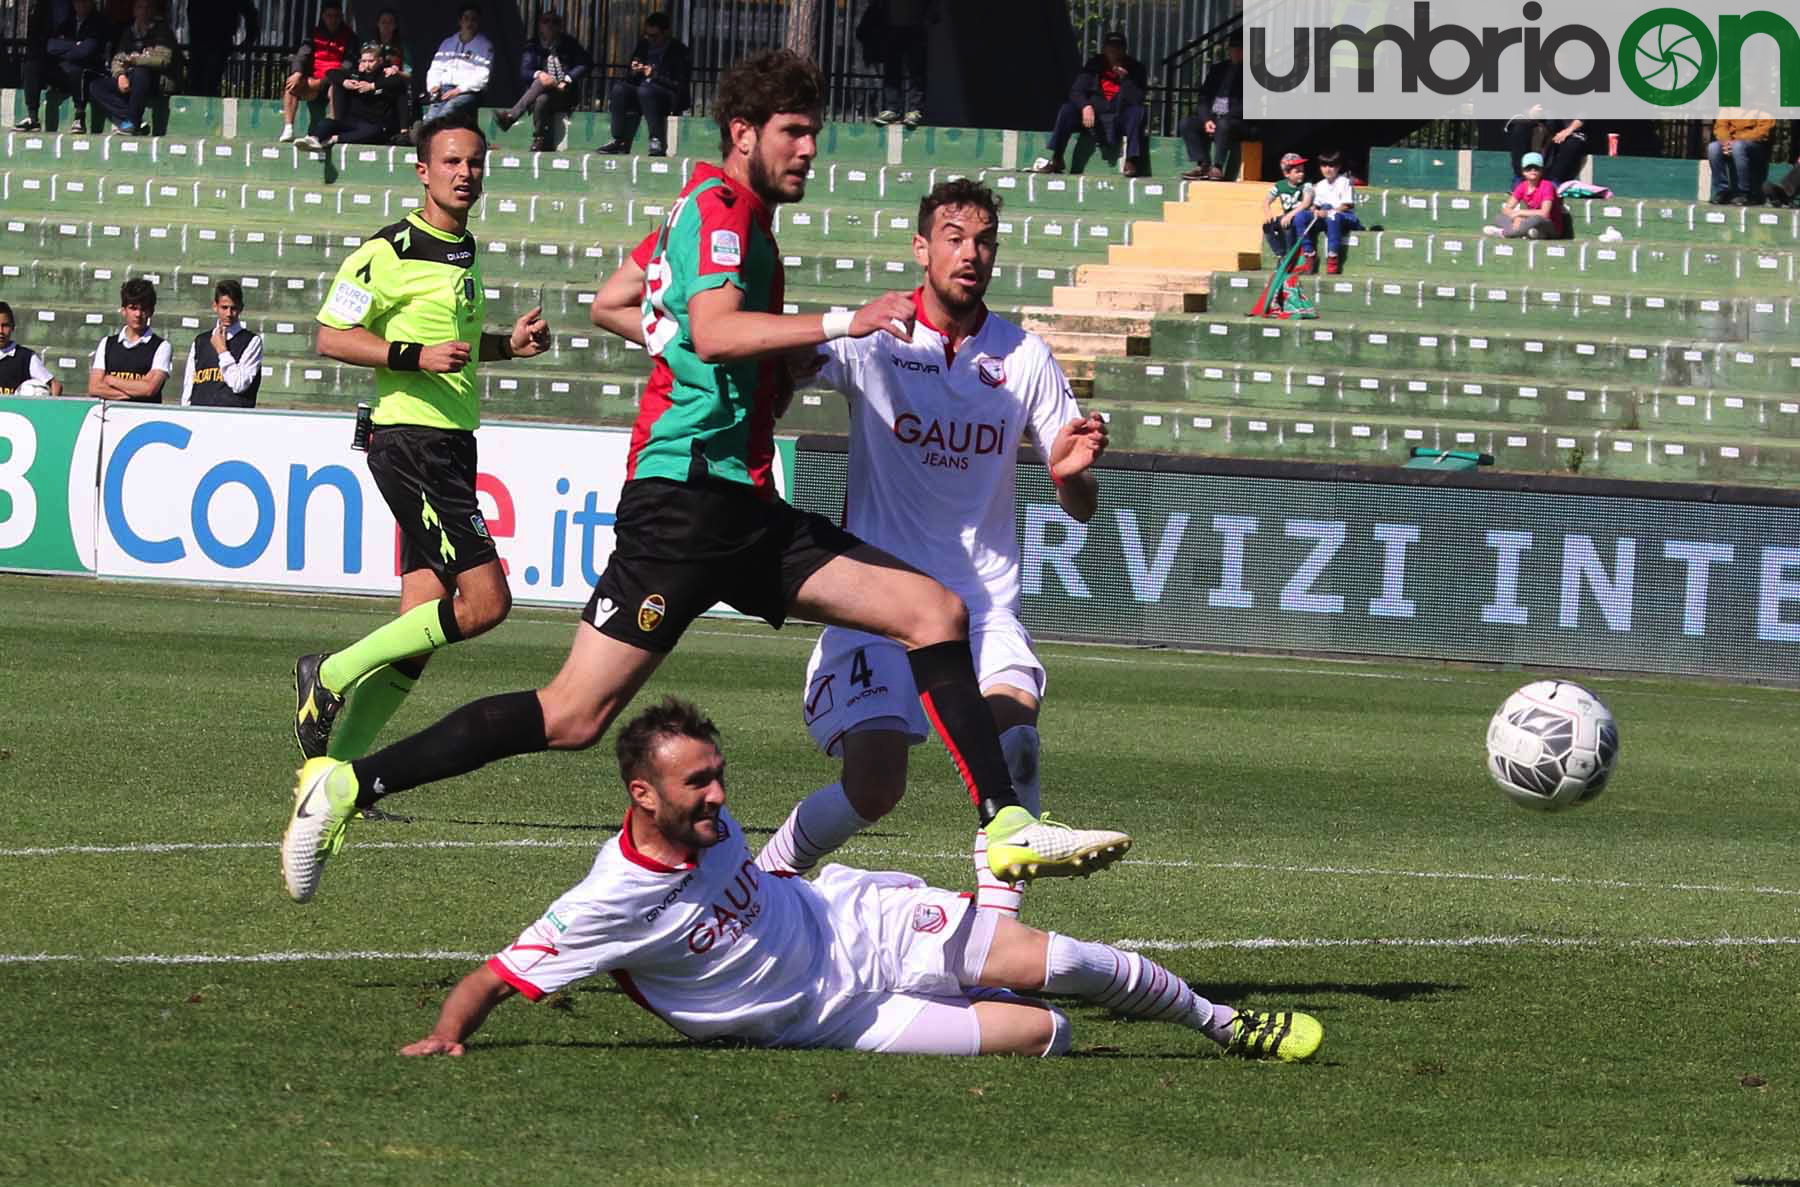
(2, 574), (1798, 1186)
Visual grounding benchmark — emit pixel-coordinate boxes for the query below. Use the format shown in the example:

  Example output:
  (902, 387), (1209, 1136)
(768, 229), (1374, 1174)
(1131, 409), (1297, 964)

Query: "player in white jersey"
(402, 698), (1323, 1061)
(758, 178), (1107, 912)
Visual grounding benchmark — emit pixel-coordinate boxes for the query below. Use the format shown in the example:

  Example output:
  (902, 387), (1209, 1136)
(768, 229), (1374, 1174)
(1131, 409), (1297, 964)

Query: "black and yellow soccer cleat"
(293, 653), (345, 761)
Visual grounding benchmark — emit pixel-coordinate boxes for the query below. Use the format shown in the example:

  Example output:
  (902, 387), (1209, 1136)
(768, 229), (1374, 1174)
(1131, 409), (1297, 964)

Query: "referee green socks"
(320, 600), (463, 694)
(327, 659), (424, 760)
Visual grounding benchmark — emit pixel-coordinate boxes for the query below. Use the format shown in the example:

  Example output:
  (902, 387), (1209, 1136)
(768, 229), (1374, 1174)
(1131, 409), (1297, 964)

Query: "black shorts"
(365, 425), (499, 578)
(584, 477), (861, 653)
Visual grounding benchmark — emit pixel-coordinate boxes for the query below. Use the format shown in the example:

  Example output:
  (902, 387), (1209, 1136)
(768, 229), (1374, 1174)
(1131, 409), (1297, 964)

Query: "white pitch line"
(0, 949), (485, 966)
(1116, 935), (1800, 952)
(6, 838), (1800, 903)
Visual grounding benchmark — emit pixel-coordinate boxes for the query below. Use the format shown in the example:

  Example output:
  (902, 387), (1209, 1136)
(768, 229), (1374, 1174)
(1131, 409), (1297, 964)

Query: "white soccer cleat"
(281, 757), (358, 902)
(984, 805), (1131, 884)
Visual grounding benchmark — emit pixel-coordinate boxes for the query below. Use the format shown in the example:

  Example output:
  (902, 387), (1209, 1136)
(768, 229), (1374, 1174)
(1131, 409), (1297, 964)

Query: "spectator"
(871, 0), (929, 128)
(0, 301), (64, 396)
(279, 0), (354, 143)
(344, 8), (413, 141)
(423, 5), (495, 122)
(1291, 149), (1360, 274)
(1709, 109), (1774, 205)
(296, 43), (406, 151)
(88, 277), (171, 403)
(1031, 31), (1148, 177)
(1505, 107), (1588, 184)
(180, 280), (262, 408)
(496, 10), (592, 151)
(1179, 33), (1244, 181)
(13, 0), (110, 134)
(1262, 152), (1313, 258)
(86, 0), (181, 136)
(1483, 151), (1566, 240)
(1762, 128), (1800, 207)
(596, 11), (690, 156)
(184, 0), (259, 97)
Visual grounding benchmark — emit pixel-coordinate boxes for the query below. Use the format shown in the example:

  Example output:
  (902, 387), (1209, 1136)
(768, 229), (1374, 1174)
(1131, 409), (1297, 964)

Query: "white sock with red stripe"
(974, 725), (1043, 915)
(756, 781), (871, 876)
(1042, 933), (1233, 1043)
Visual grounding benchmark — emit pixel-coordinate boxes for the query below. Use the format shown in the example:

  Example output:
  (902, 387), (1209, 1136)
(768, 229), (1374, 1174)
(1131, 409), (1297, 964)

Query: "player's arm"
(590, 254), (648, 345)
(317, 324), (471, 373)
(1048, 413), (1105, 523)
(688, 285), (915, 364)
(400, 963), (516, 1057)
(314, 239), (480, 372)
(478, 306), (551, 362)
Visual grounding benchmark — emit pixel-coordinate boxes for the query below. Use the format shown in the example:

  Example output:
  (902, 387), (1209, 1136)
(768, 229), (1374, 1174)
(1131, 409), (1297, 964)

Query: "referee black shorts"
(584, 477), (862, 653)
(365, 425), (500, 579)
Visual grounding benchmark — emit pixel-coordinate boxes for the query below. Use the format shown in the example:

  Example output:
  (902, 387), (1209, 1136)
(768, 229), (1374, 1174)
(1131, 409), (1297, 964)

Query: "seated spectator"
(1262, 153), (1313, 258)
(1505, 107), (1588, 184)
(596, 11), (690, 156)
(180, 280), (263, 408)
(296, 43), (405, 150)
(0, 300), (65, 396)
(424, 5), (495, 122)
(496, 10), (592, 151)
(359, 8), (413, 138)
(1483, 151), (1566, 239)
(1291, 150), (1360, 274)
(1031, 31), (1148, 177)
(14, 0), (111, 133)
(1179, 33), (1244, 181)
(1709, 109), (1774, 205)
(184, 0), (259, 97)
(88, 276), (171, 403)
(279, 0), (354, 142)
(87, 0), (182, 136)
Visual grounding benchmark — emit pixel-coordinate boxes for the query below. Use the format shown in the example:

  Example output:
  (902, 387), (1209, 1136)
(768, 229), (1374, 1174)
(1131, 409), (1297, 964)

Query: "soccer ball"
(14, 379), (51, 397)
(1484, 680), (1619, 811)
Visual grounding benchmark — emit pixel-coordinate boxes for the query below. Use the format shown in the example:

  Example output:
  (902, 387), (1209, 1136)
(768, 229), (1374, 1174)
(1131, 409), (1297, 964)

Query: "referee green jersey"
(317, 211), (486, 432)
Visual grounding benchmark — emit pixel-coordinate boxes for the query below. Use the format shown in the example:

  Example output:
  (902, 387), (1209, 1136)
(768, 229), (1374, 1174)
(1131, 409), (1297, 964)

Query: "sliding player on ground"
(758, 178), (1107, 910)
(282, 51), (1129, 903)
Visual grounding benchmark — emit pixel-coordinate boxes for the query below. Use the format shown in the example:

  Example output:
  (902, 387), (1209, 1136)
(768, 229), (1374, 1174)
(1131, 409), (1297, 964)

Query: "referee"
(295, 114), (550, 767)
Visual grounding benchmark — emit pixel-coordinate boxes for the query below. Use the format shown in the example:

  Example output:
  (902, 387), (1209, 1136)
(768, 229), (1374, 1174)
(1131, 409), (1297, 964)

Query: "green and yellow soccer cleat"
(985, 805), (1132, 884)
(281, 757), (359, 902)
(1225, 1009), (1324, 1063)
(293, 653), (345, 761)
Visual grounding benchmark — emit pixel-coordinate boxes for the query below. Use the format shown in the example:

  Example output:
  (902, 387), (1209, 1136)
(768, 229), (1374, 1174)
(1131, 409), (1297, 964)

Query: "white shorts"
(775, 864), (997, 1053)
(800, 611), (1045, 757)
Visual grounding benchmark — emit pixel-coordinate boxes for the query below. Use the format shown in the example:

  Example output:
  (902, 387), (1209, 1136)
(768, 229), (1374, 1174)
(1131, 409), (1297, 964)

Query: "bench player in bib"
(756, 178), (1109, 907)
(401, 699), (1322, 1062)
(281, 50), (1128, 903)
(293, 115), (551, 774)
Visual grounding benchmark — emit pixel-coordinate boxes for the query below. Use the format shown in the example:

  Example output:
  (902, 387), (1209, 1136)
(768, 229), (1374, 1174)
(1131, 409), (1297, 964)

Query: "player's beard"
(654, 799), (726, 851)
(747, 144), (805, 206)
(930, 268), (990, 318)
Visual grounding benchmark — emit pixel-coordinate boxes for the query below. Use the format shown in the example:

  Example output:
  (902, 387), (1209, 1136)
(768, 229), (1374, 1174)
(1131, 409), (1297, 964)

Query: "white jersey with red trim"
(487, 807), (975, 1046)
(815, 293), (1083, 616)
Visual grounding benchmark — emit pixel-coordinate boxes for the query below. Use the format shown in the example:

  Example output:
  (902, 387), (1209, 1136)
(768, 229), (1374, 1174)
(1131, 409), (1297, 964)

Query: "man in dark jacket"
(595, 10), (691, 157)
(1179, 34), (1244, 181)
(14, 0), (111, 133)
(1031, 31), (1149, 177)
(86, 0), (182, 136)
(295, 42), (405, 149)
(495, 10), (593, 151)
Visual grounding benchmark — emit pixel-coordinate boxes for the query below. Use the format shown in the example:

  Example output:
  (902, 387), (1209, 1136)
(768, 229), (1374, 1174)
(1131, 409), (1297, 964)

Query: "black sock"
(907, 640), (1019, 826)
(352, 690), (547, 808)
(436, 598), (465, 645)
(392, 655), (428, 680)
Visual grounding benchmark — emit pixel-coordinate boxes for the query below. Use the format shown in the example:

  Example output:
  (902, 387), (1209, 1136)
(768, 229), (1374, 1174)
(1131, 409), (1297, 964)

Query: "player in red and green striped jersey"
(281, 50), (1131, 906)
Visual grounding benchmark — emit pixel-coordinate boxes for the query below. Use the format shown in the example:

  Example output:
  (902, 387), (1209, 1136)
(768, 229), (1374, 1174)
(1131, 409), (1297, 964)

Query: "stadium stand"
(0, 95), (1794, 483)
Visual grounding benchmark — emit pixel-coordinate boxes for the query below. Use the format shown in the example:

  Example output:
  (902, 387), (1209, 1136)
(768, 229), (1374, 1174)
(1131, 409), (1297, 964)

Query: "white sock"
(756, 781), (871, 875)
(280, 122), (294, 136)
(1042, 932), (1221, 1038)
(973, 827), (1024, 915)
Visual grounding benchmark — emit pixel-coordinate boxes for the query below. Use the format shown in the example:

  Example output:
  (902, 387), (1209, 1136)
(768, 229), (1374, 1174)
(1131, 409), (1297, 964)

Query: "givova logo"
(1244, 0), (1800, 119)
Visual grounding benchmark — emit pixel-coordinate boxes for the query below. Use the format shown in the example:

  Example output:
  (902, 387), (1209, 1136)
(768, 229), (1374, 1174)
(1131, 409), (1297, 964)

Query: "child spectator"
(1292, 150), (1360, 274)
(1262, 153), (1313, 259)
(296, 43), (405, 150)
(88, 277), (171, 402)
(180, 280), (263, 408)
(13, 0), (111, 133)
(424, 5), (494, 122)
(1484, 152), (1566, 239)
(0, 301), (64, 396)
(88, 0), (182, 136)
(279, 0), (354, 142)
(496, 10), (592, 152)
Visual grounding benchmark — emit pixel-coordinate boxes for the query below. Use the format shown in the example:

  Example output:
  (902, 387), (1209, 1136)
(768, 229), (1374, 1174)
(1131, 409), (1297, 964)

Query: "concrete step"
(1017, 307), (1155, 336)
(1129, 221), (1264, 253)
(1108, 243), (1261, 269)
(1163, 190), (1269, 217)
(1075, 263), (1224, 290)
(1034, 329), (1151, 358)
(1051, 285), (1207, 313)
